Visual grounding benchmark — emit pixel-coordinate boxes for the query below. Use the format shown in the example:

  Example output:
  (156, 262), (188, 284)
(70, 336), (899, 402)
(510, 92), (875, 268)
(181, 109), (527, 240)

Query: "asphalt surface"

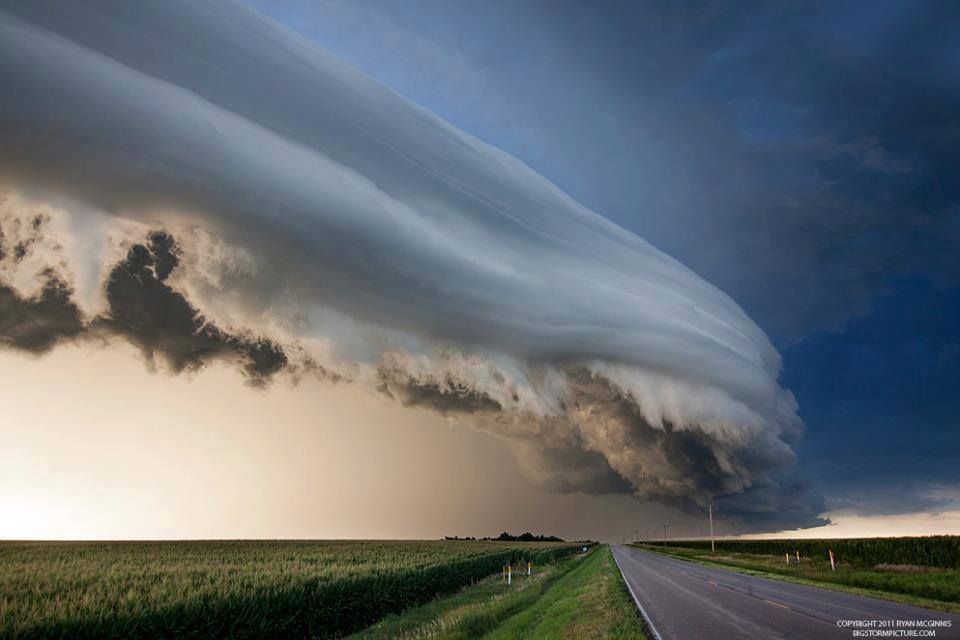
(612, 545), (960, 640)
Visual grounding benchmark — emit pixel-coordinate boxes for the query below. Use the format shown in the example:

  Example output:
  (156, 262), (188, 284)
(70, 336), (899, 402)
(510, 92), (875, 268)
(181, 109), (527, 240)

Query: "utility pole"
(662, 524), (669, 547)
(709, 503), (715, 552)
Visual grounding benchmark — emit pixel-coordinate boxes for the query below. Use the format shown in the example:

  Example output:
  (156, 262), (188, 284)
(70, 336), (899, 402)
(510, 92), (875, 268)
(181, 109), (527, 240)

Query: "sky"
(0, 0), (958, 541)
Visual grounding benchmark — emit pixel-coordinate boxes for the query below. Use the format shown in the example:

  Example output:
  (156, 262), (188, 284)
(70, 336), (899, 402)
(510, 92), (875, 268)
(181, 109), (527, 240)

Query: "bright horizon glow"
(0, 345), (679, 543)
(3, 344), (957, 543)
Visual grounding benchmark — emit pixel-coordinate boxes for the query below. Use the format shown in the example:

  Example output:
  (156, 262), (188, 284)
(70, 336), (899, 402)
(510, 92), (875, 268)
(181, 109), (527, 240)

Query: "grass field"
(0, 540), (579, 639)
(631, 541), (960, 614)
(354, 545), (647, 639)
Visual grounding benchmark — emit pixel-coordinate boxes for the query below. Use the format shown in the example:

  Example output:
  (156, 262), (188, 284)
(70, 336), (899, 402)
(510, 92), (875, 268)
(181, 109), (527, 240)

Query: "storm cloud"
(0, 213), (287, 385)
(0, 0), (825, 529)
(0, 276), (84, 354)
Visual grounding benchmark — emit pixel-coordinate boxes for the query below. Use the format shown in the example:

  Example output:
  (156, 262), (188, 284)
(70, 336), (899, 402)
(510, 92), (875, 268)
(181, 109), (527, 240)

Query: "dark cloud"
(0, 229), (288, 386)
(556, 366), (824, 528)
(0, 210), (84, 352)
(377, 366), (503, 414)
(826, 484), (957, 519)
(782, 278), (960, 516)
(375, 361), (824, 527)
(95, 231), (287, 385)
(510, 438), (634, 496)
(719, 481), (829, 533)
(0, 274), (84, 353)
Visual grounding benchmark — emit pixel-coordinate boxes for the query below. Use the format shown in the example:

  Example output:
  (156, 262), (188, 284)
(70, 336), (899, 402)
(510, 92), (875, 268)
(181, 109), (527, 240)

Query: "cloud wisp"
(0, 0), (825, 530)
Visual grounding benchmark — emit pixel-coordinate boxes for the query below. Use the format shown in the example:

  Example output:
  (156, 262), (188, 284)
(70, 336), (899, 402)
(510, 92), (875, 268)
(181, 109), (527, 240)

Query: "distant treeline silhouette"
(444, 532), (565, 542)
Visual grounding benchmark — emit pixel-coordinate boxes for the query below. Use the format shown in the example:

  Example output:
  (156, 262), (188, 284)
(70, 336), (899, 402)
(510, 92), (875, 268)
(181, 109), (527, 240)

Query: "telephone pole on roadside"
(709, 503), (715, 552)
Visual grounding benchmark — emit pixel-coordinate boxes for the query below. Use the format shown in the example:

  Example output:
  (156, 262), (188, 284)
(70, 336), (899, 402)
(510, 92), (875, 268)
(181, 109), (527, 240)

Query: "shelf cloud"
(0, 0), (826, 530)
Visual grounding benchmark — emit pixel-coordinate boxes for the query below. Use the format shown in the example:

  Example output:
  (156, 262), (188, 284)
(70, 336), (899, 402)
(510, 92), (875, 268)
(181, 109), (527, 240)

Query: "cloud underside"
(0, 219), (824, 531)
(1, 229), (286, 384)
(0, 0), (826, 530)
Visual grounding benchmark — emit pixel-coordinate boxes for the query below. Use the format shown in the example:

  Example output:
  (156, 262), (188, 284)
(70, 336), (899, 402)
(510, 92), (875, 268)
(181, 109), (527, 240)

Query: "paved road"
(612, 545), (960, 640)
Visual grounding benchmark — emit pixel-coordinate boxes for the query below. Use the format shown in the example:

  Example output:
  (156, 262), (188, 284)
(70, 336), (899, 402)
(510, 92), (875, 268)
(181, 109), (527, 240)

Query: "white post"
(786, 552), (790, 564)
(709, 503), (715, 552)
(527, 561), (531, 576)
(829, 549), (836, 571)
(508, 564), (512, 585)
(796, 550), (800, 565)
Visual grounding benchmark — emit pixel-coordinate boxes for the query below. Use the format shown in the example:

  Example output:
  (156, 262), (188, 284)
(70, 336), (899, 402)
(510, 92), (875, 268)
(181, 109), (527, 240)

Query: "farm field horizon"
(0, 538), (587, 639)
(5, 535), (958, 639)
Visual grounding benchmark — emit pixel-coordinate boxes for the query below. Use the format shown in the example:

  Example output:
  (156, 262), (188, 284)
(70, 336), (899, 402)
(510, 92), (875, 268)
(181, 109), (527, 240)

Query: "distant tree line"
(444, 532), (565, 542)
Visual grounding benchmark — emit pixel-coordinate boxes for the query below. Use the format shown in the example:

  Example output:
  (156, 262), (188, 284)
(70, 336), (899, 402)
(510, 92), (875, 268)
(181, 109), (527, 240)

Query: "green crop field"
(0, 540), (580, 640)
(657, 535), (960, 569)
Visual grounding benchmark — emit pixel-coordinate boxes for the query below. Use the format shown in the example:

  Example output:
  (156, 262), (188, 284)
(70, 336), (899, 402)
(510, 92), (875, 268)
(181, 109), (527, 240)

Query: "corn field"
(0, 540), (582, 640)
(663, 536), (960, 569)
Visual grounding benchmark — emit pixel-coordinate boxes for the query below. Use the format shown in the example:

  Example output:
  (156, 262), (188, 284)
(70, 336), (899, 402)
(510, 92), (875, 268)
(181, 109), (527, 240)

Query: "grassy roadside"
(483, 545), (646, 640)
(630, 544), (960, 615)
(352, 546), (647, 639)
(352, 553), (579, 640)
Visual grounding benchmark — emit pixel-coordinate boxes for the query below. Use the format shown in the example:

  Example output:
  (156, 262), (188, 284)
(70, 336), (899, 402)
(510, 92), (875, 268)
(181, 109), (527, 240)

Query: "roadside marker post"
(508, 564), (512, 585)
(829, 548), (836, 571)
(785, 552), (790, 565)
(527, 561), (531, 576)
(795, 550), (800, 565)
